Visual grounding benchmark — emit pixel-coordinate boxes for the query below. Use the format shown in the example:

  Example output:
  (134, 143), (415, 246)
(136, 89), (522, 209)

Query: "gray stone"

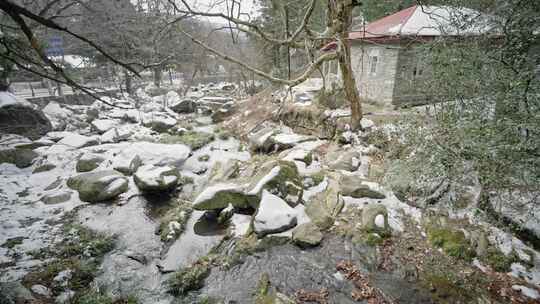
(76, 154), (105, 172)
(170, 99), (197, 114)
(67, 170), (128, 202)
(133, 165), (180, 192)
(248, 127), (276, 152)
(208, 160), (240, 183)
(41, 191), (71, 205)
(91, 119), (117, 134)
(32, 163), (56, 173)
(292, 222), (323, 247)
(112, 154), (142, 176)
(31, 284), (52, 297)
(254, 190), (297, 237)
(361, 204), (389, 232)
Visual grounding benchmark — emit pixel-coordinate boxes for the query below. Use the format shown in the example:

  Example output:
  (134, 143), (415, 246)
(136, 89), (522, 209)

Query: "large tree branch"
(167, 0), (318, 46)
(179, 28), (336, 87)
(0, 0), (141, 73)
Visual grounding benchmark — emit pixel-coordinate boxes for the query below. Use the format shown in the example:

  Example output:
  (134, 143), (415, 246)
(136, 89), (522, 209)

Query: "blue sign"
(45, 36), (64, 57)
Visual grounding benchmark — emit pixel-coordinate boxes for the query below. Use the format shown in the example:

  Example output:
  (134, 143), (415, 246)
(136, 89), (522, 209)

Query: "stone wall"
(350, 42), (400, 105)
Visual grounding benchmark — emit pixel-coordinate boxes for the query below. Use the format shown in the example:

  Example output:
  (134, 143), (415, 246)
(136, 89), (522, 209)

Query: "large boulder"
(133, 165), (180, 192)
(292, 222), (323, 247)
(76, 154), (105, 172)
(247, 161), (303, 207)
(254, 190), (298, 237)
(305, 174), (344, 229)
(67, 170), (128, 202)
(0, 148), (38, 168)
(0, 94), (52, 140)
(170, 99), (197, 114)
(193, 183), (257, 210)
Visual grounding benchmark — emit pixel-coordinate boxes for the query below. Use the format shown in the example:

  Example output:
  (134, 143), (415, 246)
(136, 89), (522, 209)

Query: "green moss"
(22, 225), (115, 296)
(168, 262), (211, 296)
(303, 153), (313, 166)
(310, 172), (325, 186)
(482, 248), (521, 272)
(158, 202), (193, 242)
(1, 236), (25, 249)
(76, 290), (138, 304)
(427, 227), (475, 261)
(365, 233), (384, 246)
(254, 273), (275, 304)
(198, 154), (210, 162)
(161, 132), (215, 150)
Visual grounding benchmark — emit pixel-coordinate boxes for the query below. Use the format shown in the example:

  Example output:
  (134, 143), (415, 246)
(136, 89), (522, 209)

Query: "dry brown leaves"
(337, 260), (394, 303)
(295, 288), (329, 304)
(377, 239), (394, 272)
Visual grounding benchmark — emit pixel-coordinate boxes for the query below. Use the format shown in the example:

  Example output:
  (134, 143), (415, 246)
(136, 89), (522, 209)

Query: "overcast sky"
(180, 0), (260, 23)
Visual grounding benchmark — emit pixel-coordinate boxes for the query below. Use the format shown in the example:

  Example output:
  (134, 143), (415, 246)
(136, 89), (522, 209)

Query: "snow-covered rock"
(248, 127), (276, 152)
(91, 119), (118, 134)
(100, 127), (132, 144)
(42, 102), (72, 131)
(142, 113), (177, 133)
(108, 142), (191, 168)
(56, 133), (99, 149)
(512, 285), (539, 300)
(134, 165), (179, 192)
(360, 118), (375, 130)
(193, 183), (255, 210)
(254, 190), (298, 237)
(0, 91), (19, 107)
(247, 161), (303, 207)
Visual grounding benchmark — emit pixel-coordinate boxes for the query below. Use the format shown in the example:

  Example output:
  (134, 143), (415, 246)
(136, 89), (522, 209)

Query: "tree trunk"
(154, 65), (162, 88)
(330, 0), (363, 130)
(337, 39), (362, 129)
(124, 69), (133, 95)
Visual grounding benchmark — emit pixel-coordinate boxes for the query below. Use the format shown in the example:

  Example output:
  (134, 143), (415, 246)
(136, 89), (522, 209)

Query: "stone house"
(322, 5), (495, 107)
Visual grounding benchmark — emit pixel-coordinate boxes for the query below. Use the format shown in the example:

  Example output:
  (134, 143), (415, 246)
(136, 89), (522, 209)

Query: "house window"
(369, 55), (378, 75)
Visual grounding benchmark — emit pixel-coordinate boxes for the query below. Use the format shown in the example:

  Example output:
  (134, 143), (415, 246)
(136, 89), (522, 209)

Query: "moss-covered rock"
(361, 204), (389, 232)
(427, 227), (475, 261)
(193, 184), (257, 210)
(168, 262), (210, 296)
(161, 131), (214, 150)
(0, 148), (38, 168)
(482, 248), (521, 272)
(247, 161), (303, 207)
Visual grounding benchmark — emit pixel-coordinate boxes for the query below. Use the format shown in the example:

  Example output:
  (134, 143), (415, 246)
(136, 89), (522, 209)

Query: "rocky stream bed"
(1, 85), (539, 304)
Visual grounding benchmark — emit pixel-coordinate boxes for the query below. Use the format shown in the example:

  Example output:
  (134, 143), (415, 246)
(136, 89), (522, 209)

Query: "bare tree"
(167, 0), (365, 129)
